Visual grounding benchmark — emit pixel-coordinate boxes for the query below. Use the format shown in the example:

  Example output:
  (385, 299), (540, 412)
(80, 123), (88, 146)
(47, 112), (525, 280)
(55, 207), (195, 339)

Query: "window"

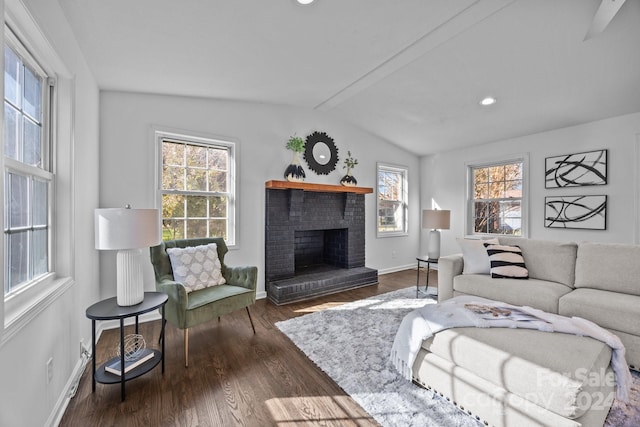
(4, 29), (53, 296)
(157, 132), (236, 245)
(377, 163), (408, 236)
(467, 156), (528, 236)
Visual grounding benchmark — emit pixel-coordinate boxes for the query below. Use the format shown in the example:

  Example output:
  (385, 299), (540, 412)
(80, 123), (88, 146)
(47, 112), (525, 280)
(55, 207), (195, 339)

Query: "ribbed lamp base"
(427, 229), (441, 260)
(116, 249), (144, 306)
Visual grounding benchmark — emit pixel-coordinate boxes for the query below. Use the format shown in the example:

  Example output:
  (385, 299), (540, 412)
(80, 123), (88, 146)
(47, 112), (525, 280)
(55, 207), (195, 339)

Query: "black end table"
(86, 291), (168, 401)
(416, 256), (438, 298)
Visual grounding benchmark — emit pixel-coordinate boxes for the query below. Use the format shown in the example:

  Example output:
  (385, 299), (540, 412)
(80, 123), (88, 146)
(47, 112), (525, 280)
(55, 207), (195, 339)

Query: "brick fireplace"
(265, 180), (378, 305)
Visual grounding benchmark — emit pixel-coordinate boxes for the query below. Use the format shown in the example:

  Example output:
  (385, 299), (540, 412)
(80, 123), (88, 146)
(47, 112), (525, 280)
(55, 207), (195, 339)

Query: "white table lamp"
(95, 206), (161, 306)
(422, 209), (450, 260)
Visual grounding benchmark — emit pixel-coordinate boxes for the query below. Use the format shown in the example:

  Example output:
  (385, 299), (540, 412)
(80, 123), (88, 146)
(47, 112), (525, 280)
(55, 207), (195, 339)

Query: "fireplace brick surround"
(265, 181), (378, 305)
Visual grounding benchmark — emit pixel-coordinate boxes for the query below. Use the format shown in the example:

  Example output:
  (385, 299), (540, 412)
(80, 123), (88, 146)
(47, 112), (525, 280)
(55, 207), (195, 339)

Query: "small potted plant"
(284, 135), (306, 182)
(340, 150), (358, 186)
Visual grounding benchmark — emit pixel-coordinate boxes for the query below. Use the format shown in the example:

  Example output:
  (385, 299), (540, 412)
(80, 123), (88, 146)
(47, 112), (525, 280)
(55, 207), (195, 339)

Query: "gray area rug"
(276, 287), (640, 426)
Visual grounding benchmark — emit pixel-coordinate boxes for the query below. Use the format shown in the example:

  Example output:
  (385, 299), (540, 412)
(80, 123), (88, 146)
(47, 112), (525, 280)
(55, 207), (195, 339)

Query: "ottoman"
(412, 327), (616, 427)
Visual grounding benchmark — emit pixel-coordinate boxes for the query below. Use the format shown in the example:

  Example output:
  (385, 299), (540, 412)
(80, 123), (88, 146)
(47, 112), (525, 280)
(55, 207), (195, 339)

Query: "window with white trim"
(377, 163), (408, 236)
(467, 157), (527, 236)
(3, 28), (54, 296)
(158, 132), (236, 245)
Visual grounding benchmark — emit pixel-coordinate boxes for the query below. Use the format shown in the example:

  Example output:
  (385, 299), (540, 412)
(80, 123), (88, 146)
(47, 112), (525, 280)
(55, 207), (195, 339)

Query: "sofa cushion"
(574, 242), (640, 295)
(167, 243), (226, 293)
(484, 243), (528, 279)
(457, 237), (499, 274)
(497, 237), (577, 287)
(421, 327), (614, 419)
(559, 288), (640, 337)
(453, 274), (572, 313)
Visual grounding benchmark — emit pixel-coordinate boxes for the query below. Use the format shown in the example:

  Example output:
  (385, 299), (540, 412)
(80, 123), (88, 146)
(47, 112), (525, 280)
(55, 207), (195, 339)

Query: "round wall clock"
(304, 131), (339, 175)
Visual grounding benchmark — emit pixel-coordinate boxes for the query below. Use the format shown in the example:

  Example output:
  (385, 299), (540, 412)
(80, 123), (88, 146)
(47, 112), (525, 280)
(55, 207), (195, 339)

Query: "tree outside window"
(470, 161), (524, 235)
(159, 136), (235, 244)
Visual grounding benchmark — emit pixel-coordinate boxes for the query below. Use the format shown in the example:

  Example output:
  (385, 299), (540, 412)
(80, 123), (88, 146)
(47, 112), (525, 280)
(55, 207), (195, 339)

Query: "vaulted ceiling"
(58, 0), (640, 156)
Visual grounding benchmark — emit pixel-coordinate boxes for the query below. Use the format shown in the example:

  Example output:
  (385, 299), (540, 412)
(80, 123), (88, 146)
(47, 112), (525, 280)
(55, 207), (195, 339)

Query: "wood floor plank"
(60, 268), (434, 426)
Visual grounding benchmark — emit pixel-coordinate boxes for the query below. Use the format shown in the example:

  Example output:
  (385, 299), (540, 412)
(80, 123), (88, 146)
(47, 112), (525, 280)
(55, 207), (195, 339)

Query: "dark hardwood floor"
(60, 267), (435, 427)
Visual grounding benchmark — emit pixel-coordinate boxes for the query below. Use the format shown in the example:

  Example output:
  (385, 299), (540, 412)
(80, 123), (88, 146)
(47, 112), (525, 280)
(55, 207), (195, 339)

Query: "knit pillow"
(483, 243), (529, 279)
(167, 243), (226, 293)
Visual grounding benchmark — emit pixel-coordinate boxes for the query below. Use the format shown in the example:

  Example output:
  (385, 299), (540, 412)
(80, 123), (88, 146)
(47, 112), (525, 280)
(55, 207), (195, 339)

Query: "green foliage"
(343, 150), (358, 169)
(286, 135), (305, 153)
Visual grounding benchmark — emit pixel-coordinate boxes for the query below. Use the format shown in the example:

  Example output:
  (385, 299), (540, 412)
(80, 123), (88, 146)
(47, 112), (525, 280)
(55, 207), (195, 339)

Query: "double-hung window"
(467, 156), (528, 236)
(158, 131), (236, 245)
(4, 28), (53, 297)
(377, 163), (408, 236)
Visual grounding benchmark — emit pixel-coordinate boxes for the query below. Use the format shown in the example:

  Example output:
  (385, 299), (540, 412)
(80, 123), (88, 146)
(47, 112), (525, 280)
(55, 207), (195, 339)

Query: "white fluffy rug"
(276, 287), (640, 427)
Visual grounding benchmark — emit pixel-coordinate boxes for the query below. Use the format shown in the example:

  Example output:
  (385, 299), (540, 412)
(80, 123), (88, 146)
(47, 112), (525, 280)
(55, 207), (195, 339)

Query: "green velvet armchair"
(150, 237), (257, 367)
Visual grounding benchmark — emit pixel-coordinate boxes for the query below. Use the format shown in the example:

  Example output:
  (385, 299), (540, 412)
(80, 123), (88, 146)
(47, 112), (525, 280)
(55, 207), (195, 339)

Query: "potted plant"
(340, 150), (358, 186)
(284, 135), (306, 182)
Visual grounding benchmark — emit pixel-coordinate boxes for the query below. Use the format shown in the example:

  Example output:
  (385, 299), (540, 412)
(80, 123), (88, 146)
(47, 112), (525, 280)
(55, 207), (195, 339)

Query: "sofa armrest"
(438, 254), (463, 303)
(225, 265), (258, 292)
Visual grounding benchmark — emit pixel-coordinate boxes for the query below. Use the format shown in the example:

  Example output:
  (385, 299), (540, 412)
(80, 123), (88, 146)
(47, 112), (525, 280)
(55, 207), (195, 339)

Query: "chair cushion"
(574, 242), (640, 295)
(498, 237), (577, 287)
(186, 284), (253, 310)
(453, 274), (572, 314)
(167, 243), (226, 293)
(484, 243), (529, 279)
(559, 288), (640, 336)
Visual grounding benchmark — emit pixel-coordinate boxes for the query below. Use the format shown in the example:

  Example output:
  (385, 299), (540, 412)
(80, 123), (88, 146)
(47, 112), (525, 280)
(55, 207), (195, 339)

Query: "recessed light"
(480, 96), (497, 106)
(297, 0), (314, 4)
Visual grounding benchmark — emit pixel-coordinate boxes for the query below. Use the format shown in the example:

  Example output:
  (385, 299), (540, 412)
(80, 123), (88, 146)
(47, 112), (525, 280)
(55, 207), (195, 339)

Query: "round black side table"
(86, 291), (168, 401)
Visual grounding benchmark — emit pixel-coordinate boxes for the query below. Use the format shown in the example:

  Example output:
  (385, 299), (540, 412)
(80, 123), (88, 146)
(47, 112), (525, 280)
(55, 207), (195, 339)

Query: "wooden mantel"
(265, 180), (373, 194)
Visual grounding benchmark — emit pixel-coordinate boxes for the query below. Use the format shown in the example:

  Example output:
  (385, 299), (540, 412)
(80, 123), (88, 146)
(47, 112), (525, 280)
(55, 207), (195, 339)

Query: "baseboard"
(46, 348), (91, 427)
(377, 264), (416, 275)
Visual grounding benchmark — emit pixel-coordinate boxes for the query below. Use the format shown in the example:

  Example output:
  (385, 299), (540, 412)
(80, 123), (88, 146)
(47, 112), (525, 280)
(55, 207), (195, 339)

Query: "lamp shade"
(95, 208), (161, 250)
(422, 209), (450, 230)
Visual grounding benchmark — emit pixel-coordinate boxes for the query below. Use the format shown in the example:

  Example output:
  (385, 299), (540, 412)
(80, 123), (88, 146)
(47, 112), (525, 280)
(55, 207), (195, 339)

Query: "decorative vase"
(284, 152), (305, 182)
(340, 167), (357, 186)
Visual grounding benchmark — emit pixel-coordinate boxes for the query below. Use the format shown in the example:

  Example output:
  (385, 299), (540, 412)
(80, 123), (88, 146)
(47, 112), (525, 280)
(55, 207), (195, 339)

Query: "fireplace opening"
(294, 228), (347, 274)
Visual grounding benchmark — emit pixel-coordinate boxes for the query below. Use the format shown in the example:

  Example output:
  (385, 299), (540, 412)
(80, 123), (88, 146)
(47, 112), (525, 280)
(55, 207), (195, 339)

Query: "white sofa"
(409, 237), (640, 427)
(438, 237), (640, 369)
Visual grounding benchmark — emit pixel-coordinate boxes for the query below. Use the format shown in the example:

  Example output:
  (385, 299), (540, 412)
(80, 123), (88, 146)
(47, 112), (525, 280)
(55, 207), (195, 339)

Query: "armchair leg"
(184, 328), (189, 368)
(246, 307), (256, 334)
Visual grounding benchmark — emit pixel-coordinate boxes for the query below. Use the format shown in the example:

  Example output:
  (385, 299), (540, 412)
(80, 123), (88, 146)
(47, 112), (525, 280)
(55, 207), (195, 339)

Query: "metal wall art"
(544, 195), (607, 230)
(545, 149), (607, 188)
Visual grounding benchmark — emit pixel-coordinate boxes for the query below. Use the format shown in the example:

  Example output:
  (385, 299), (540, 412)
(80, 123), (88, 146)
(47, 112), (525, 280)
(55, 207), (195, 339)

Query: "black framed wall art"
(544, 195), (607, 230)
(545, 149), (607, 188)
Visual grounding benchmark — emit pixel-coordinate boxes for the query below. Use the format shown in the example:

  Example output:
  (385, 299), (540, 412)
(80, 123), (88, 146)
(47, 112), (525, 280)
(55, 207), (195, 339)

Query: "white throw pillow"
(456, 237), (499, 274)
(166, 243), (226, 293)
(484, 243), (529, 279)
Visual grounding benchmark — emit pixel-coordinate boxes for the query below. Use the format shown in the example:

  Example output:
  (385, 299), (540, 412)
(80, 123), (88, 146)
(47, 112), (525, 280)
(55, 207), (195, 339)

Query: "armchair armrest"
(156, 275), (189, 310)
(437, 254), (463, 303)
(225, 265), (258, 291)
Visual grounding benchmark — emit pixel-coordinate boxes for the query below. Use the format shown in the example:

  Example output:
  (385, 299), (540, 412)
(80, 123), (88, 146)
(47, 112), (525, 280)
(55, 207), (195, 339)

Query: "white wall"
(0, 1), (100, 426)
(420, 112), (640, 257)
(99, 91), (421, 299)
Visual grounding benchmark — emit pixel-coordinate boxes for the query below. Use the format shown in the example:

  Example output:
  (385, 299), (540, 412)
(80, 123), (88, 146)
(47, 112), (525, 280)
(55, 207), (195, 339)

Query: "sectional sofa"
(438, 237), (640, 369)
(410, 237), (640, 427)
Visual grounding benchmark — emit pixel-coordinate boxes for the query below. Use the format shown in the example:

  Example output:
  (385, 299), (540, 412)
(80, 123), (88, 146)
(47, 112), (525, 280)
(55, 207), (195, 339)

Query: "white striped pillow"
(483, 243), (529, 279)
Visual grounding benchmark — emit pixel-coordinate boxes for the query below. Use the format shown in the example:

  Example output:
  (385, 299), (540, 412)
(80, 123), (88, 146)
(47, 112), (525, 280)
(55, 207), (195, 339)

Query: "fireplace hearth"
(265, 181), (378, 305)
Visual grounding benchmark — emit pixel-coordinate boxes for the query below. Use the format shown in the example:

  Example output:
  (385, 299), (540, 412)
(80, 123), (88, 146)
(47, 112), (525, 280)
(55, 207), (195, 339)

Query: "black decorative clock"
(304, 131), (339, 175)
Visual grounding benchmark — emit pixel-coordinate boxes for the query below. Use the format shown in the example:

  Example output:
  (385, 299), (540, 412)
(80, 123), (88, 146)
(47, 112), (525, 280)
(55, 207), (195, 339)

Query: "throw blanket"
(390, 295), (631, 401)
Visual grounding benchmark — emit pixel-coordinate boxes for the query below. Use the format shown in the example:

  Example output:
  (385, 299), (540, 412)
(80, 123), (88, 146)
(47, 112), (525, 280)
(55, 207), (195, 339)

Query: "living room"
(1, 1), (640, 426)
